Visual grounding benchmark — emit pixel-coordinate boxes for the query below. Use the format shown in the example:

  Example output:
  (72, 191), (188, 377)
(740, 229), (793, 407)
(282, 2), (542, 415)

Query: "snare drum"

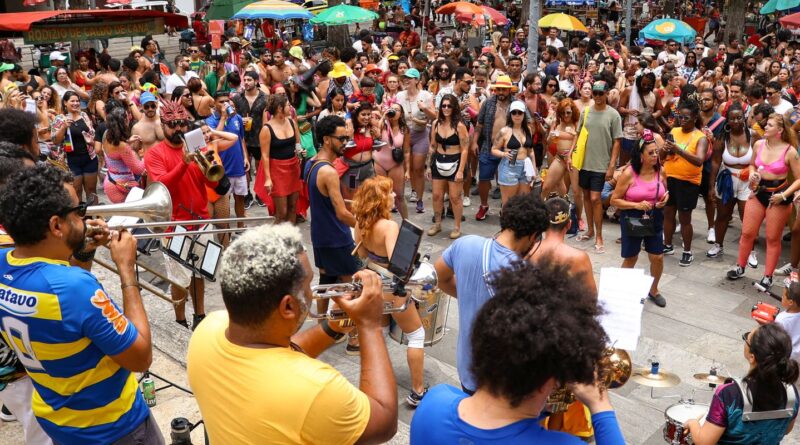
(662, 402), (708, 445)
(389, 289), (450, 347)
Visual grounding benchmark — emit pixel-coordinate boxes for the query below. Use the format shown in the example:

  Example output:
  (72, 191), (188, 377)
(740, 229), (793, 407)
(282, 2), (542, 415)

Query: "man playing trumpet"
(144, 100), (217, 330)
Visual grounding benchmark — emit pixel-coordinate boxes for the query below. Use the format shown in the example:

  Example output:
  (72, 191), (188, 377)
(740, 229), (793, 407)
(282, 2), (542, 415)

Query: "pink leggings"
(737, 196), (791, 276)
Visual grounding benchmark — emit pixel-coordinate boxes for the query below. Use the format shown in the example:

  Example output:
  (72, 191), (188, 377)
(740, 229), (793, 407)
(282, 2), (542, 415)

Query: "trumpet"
(309, 261), (438, 320)
(189, 147), (225, 182)
(545, 347), (632, 413)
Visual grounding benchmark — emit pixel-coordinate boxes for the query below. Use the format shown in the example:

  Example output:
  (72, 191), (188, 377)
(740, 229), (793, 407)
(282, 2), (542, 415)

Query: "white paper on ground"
(106, 187), (144, 228)
(597, 267), (652, 352)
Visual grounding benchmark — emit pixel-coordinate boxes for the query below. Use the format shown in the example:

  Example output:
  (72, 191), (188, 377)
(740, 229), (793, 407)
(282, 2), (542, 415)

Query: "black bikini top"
(507, 131), (533, 151)
(435, 130), (460, 146)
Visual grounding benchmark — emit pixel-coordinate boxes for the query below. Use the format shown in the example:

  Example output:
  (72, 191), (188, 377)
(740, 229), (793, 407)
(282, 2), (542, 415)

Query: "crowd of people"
(0, 2), (798, 443)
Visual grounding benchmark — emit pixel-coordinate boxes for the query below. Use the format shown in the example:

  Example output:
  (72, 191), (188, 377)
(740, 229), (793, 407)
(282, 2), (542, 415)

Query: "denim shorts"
(497, 157), (526, 186)
(478, 151), (501, 181)
(601, 181), (615, 202)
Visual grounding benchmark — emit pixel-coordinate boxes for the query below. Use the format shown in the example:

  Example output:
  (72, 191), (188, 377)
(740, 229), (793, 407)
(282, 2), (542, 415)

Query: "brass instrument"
(308, 261), (439, 320)
(545, 347), (632, 413)
(189, 148), (225, 182)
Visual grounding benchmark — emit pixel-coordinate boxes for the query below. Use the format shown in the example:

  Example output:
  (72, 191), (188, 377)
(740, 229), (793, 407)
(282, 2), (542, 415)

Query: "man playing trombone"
(144, 99), (217, 330)
(0, 164), (162, 444)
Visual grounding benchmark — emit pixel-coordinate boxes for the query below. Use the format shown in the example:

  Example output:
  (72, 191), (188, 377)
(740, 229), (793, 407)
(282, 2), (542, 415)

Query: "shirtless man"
(131, 92), (164, 153)
(527, 196), (596, 294)
(257, 51), (272, 88)
(267, 49), (296, 87)
(92, 55), (121, 87)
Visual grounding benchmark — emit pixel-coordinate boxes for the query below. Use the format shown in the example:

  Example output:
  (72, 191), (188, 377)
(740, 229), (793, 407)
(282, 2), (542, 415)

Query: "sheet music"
(107, 187), (144, 228)
(597, 267), (652, 351)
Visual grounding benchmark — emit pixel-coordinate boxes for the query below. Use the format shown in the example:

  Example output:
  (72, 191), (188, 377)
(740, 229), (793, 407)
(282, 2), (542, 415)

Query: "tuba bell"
(290, 60), (329, 93)
(545, 347), (632, 413)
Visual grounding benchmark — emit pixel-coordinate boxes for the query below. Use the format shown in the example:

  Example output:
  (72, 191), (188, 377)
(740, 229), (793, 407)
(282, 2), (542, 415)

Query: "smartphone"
(24, 98), (36, 114)
(665, 133), (675, 143)
(387, 220), (423, 281)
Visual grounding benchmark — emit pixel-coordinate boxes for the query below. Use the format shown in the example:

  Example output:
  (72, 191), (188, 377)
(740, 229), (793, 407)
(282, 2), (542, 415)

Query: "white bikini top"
(723, 136), (753, 167)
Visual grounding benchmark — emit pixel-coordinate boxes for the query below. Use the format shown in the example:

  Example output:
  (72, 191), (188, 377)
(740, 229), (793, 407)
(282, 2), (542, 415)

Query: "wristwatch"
(320, 320), (345, 341)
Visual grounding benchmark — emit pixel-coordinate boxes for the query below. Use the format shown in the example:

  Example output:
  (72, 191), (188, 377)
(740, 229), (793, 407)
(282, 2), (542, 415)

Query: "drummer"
(352, 176), (428, 407)
(684, 323), (799, 445)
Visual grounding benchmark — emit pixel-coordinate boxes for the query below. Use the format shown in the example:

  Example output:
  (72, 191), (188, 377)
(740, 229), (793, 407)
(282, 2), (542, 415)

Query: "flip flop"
(594, 244), (606, 254)
(576, 234), (593, 242)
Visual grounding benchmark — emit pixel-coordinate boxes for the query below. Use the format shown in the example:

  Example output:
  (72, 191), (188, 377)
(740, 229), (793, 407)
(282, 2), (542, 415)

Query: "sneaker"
(0, 405), (16, 422)
(476, 205), (489, 221)
(707, 228), (716, 244)
(192, 313), (206, 331)
(707, 243), (723, 258)
(244, 193), (254, 210)
(491, 187), (501, 200)
(345, 342), (360, 356)
(406, 387), (429, 407)
(409, 191), (418, 202)
(416, 201), (425, 213)
(470, 184), (480, 196)
(679, 251), (693, 267)
(175, 319), (190, 329)
(255, 195), (266, 207)
(748, 251), (758, 268)
(663, 244), (675, 255)
(463, 196), (472, 207)
(726, 265), (745, 280)
(776, 263), (794, 276)
(427, 223), (442, 236)
(756, 275), (774, 291)
(648, 293), (667, 308)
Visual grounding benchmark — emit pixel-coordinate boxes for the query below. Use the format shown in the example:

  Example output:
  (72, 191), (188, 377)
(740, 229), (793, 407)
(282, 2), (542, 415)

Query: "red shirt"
(399, 30), (421, 49)
(144, 141), (214, 222)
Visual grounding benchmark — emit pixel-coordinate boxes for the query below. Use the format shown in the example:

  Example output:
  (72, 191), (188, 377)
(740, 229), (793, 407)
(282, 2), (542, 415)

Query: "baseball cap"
(510, 100), (526, 113)
(0, 63), (14, 73)
(140, 92), (157, 105)
(403, 68), (421, 79)
(592, 81), (607, 92)
(49, 51), (66, 62)
(388, 55), (400, 61)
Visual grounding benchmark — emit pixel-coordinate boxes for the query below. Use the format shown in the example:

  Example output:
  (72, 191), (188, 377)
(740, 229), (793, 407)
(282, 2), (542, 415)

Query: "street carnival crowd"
(1, 0), (800, 443)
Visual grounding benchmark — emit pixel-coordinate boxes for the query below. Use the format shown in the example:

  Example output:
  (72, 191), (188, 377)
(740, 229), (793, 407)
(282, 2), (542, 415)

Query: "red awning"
(0, 9), (188, 33)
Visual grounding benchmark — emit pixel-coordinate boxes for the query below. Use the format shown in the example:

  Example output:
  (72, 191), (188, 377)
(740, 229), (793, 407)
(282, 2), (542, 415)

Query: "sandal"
(576, 234), (593, 242)
(594, 244), (606, 254)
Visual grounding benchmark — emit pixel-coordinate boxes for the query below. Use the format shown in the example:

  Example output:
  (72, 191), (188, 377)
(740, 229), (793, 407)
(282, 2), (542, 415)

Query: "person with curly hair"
(685, 323), (799, 444)
(352, 176), (428, 406)
(434, 192), (549, 394)
(411, 261), (625, 444)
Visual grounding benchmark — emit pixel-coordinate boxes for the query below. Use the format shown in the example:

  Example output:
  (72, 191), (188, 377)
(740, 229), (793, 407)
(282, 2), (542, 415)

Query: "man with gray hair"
(187, 224), (398, 444)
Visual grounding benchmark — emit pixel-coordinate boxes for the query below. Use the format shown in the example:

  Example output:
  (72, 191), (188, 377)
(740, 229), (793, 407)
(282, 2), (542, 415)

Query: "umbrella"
(206, 0), (254, 20)
(640, 18), (696, 44)
(538, 13), (588, 33)
(481, 6), (508, 25)
(780, 11), (800, 28)
(545, 0), (595, 5)
(233, 0), (313, 19)
(761, 0), (800, 15)
(454, 5), (508, 26)
(436, 1), (482, 16)
(310, 4), (378, 25)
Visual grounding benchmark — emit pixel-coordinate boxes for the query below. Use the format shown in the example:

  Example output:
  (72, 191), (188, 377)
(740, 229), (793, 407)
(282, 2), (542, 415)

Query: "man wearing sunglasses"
(0, 164), (162, 444)
(144, 100), (217, 330)
(131, 92), (164, 152)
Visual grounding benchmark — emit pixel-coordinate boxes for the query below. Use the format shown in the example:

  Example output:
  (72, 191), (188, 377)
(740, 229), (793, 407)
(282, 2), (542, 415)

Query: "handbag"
(623, 180), (659, 237)
(571, 106), (590, 170)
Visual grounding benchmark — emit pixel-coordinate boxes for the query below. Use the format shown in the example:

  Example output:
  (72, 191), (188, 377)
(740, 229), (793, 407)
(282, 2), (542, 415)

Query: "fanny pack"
(435, 158), (459, 177)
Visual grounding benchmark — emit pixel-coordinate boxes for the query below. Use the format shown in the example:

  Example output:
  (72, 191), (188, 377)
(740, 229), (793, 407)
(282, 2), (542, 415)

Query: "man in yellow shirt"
(187, 223), (397, 444)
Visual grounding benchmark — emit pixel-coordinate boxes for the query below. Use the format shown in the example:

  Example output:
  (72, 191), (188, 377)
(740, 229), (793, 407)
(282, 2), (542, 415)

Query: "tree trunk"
(326, 0), (351, 49)
(521, 0), (530, 25)
(724, 0), (746, 44)
(663, 0), (676, 17)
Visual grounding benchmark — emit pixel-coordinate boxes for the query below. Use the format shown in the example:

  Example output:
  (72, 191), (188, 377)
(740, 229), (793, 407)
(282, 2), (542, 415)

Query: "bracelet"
(121, 282), (140, 290)
(71, 249), (96, 262)
(320, 319), (345, 341)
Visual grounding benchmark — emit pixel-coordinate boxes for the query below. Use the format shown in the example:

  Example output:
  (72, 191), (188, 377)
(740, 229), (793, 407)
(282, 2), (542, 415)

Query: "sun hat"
(328, 62), (353, 79)
(387, 55), (400, 61)
(510, 100), (526, 113)
(403, 68), (421, 79)
(489, 75), (518, 92)
(141, 82), (159, 96)
(364, 64), (382, 74)
(228, 37), (241, 45)
(289, 46), (303, 60)
(641, 47), (656, 59)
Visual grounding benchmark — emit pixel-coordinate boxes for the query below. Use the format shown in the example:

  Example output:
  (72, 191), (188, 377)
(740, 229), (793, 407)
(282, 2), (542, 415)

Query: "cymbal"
(630, 369), (681, 388)
(693, 373), (727, 385)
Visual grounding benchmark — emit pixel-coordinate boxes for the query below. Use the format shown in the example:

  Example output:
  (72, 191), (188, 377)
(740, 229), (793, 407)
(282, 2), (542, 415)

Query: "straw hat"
(489, 75), (519, 92)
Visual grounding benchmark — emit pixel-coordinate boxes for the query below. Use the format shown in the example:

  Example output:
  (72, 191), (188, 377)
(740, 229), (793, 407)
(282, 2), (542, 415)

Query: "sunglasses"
(742, 331), (751, 346)
(547, 83), (557, 88)
(439, 68), (449, 72)
(464, 80), (474, 85)
(510, 110), (525, 116)
(330, 135), (349, 143)
(592, 91), (605, 96)
(181, 93), (191, 98)
(58, 201), (87, 218)
(441, 103), (453, 109)
(165, 120), (190, 129)
(143, 103), (157, 110)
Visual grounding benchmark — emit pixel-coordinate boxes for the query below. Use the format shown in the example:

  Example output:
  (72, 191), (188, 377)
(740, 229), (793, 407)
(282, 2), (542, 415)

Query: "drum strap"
(735, 378), (796, 422)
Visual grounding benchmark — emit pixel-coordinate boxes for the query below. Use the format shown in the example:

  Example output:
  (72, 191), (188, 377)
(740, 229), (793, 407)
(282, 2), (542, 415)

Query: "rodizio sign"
(24, 18), (165, 45)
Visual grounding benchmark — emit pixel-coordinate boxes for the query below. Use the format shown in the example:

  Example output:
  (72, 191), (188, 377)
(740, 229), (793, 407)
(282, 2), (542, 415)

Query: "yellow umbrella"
(538, 13), (588, 33)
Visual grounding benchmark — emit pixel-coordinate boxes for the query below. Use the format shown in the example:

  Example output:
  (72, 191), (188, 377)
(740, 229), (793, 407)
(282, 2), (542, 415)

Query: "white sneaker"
(675, 223), (682, 232)
(409, 191), (418, 202)
(748, 251), (758, 268)
(776, 263), (794, 276)
(707, 228), (716, 244)
(707, 243), (723, 258)
(463, 196), (471, 207)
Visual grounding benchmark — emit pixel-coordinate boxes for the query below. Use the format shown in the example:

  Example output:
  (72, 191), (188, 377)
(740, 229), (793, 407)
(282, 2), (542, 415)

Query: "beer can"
(141, 377), (157, 407)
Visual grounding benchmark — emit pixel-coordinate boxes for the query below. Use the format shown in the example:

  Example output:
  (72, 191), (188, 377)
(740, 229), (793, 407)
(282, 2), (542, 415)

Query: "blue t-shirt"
(206, 111), (246, 178)
(0, 249), (148, 445)
(441, 235), (518, 391)
(411, 385), (626, 445)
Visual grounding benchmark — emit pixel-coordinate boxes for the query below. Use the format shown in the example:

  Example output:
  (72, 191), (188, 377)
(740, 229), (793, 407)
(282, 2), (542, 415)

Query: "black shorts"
(578, 169), (605, 192)
(699, 161), (712, 199)
(666, 177), (700, 211)
(313, 244), (360, 277)
(247, 145), (262, 162)
(67, 153), (99, 176)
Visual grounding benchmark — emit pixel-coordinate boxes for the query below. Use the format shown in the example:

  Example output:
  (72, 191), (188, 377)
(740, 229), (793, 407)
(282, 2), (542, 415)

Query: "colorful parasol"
(435, 1), (482, 16)
(538, 13), (588, 33)
(451, 4), (508, 26)
(310, 4), (378, 25)
(640, 18), (696, 44)
(760, 0), (800, 15)
(233, 0), (313, 20)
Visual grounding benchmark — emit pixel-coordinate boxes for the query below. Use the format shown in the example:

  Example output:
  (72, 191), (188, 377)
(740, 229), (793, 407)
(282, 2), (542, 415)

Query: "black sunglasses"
(441, 103), (453, 109)
(742, 331), (751, 346)
(165, 120), (190, 129)
(547, 83), (557, 88)
(58, 201), (87, 218)
(329, 135), (349, 143)
(143, 103), (157, 110)
(592, 91), (605, 96)
(510, 110), (525, 115)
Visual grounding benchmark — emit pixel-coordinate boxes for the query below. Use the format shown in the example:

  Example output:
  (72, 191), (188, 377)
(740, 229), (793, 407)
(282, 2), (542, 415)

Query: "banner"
(24, 18), (164, 44)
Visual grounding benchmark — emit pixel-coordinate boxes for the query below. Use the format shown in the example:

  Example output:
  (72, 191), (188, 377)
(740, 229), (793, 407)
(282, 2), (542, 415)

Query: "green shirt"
(577, 106), (623, 173)
(189, 60), (206, 76)
(204, 71), (227, 97)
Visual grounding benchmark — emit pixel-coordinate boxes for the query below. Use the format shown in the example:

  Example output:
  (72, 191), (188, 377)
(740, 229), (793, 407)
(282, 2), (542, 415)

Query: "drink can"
(141, 377), (156, 407)
(226, 104), (235, 116)
(509, 149), (518, 166)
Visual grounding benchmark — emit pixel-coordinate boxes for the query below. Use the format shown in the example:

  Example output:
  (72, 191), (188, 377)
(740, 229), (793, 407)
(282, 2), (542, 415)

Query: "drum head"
(665, 403), (709, 424)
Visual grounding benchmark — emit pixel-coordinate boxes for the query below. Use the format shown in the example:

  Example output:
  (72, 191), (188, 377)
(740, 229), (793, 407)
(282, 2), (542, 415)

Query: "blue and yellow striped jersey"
(0, 249), (149, 445)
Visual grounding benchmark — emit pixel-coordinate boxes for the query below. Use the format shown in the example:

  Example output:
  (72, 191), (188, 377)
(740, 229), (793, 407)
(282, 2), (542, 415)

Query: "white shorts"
(229, 175), (248, 197)
(0, 376), (53, 445)
(161, 232), (214, 288)
(716, 167), (751, 202)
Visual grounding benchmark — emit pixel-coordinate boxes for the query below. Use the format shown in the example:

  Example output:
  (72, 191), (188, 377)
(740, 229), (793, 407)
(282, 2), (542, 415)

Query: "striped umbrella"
(233, 0), (313, 20)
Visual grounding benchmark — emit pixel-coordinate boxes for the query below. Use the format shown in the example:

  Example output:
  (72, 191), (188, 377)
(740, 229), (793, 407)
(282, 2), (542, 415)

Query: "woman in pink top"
(611, 130), (669, 307)
(101, 106), (145, 203)
(376, 102), (410, 218)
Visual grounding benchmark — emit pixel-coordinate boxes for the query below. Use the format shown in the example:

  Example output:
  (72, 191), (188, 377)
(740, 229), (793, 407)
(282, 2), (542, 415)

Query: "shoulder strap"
(708, 116), (726, 132)
(304, 159), (331, 183)
(481, 239), (495, 298)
